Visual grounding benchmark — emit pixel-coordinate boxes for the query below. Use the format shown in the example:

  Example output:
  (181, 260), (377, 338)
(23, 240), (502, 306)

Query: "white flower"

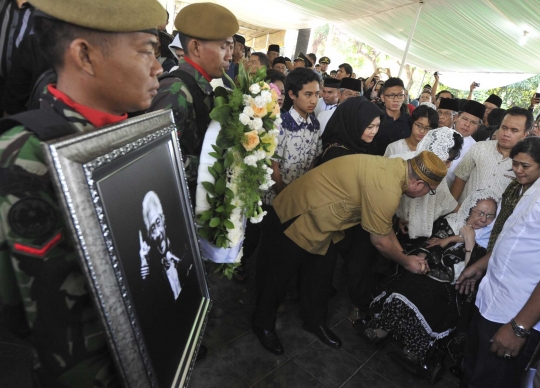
(270, 129), (280, 136)
(258, 200), (263, 206)
(251, 117), (263, 130)
(257, 128), (266, 135)
(243, 105), (254, 117)
(249, 83), (261, 95)
(274, 116), (282, 126)
(254, 149), (266, 161)
(260, 90), (272, 103)
(244, 155), (258, 167)
(250, 211), (267, 224)
(265, 166), (274, 174)
(239, 113), (251, 125)
(254, 96), (266, 108)
(243, 94), (254, 106)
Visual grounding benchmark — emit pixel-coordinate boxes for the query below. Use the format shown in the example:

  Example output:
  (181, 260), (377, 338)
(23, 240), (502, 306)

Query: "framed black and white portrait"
(43, 110), (210, 388)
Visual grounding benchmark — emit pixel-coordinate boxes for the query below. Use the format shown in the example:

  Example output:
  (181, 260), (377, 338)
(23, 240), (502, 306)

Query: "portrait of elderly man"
(140, 190), (188, 301)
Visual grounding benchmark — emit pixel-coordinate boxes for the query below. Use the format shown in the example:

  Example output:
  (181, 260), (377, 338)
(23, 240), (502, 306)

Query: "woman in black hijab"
(318, 96), (385, 325)
(319, 96), (384, 164)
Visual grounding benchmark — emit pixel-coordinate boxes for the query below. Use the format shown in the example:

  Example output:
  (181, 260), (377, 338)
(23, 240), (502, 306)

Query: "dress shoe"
(252, 327), (284, 355)
(303, 323), (342, 348)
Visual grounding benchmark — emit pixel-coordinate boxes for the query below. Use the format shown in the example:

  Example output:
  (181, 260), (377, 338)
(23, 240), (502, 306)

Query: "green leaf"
(208, 167), (218, 179)
(213, 162), (223, 174)
(214, 96), (227, 108)
(222, 69), (236, 91)
(210, 105), (232, 124)
(215, 177), (226, 195)
(202, 181), (215, 194)
(216, 206), (225, 213)
(216, 235), (227, 248)
(224, 187), (234, 198)
(214, 85), (230, 99)
(209, 217), (221, 228)
(208, 152), (221, 159)
(223, 219), (235, 229)
(224, 152), (235, 169)
(199, 210), (212, 221)
(198, 227), (209, 239)
(225, 204), (236, 212)
(211, 144), (222, 155)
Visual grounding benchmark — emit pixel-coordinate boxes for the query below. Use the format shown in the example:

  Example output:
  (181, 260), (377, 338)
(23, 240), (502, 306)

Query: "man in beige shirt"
(252, 151), (447, 355)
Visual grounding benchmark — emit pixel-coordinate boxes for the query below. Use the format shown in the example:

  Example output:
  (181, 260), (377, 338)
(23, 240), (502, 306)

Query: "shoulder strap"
(0, 108), (77, 141)
(159, 69), (211, 154)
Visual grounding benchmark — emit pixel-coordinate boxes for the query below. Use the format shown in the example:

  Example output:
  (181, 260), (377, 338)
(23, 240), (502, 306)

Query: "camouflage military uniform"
(148, 59), (214, 185)
(0, 92), (118, 387)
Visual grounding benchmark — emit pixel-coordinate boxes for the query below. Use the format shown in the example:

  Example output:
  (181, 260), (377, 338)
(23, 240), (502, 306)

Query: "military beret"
(294, 52), (312, 68)
(175, 2), (238, 40)
(31, 0), (166, 32)
(234, 34), (246, 45)
(268, 44), (280, 53)
(319, 56), (331, 64)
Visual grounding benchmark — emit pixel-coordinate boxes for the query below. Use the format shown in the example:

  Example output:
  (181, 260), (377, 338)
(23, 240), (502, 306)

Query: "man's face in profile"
(148, 208), (167, 254)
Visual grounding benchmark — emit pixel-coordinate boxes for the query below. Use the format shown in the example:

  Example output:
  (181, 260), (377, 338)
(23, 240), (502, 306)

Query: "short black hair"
(448, 131), (464, 161)
(338, 63), (352, 76)
(503, 106), (534, 132)
(410, 105), (439, 129)
(487, 108), (506, 128)
(436, 90), (454, 99)
(251, 52), (269, 68)
(510, 137), (540, 165)
(264, 69), (286, 85)
(380, 77), (405, 95)
(34, 17), (115, 70)
(330, 70), (337, 76)
(178, 32), (201, 57)
(307, 53), (317, 64)
(283, 68), (320, 111)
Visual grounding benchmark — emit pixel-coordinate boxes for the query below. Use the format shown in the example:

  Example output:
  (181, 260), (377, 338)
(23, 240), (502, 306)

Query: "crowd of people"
(1, 0), (540, 387)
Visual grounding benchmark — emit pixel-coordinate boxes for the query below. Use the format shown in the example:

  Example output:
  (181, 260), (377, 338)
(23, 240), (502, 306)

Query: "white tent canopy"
(179, 0), (540, 88)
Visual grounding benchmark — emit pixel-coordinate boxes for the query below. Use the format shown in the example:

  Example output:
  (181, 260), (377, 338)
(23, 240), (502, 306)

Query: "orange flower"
(270, 103), (280, 117)
(242, 130), (260, 151)
(251, 103), (268, 118)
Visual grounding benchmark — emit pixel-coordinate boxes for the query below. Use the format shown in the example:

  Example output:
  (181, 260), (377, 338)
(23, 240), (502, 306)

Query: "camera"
(474, 82), (480, 87)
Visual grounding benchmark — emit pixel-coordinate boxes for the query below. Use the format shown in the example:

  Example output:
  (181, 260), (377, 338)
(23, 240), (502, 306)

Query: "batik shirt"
(264, 107), (322, 204)
(0, 91), (118, 387)
(148, 59), (214, 184)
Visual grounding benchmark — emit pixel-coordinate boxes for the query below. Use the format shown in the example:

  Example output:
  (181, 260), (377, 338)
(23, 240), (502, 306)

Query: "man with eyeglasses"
(374, 77), (411, 155)
(446, 100), (486, 185)
(435, 90), (454, 108)
(437, 98), (459, 128)
(451, 107), (532, 204)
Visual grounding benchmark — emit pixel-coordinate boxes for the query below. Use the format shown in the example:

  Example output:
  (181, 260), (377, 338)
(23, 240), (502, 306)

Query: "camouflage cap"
(175, 2), (239, 40)
(31, 0), (166, 32)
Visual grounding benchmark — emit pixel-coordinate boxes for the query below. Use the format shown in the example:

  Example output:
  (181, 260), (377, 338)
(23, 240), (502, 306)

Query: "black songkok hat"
(268, 44), (280, 53)
(272, 56), (287, 66)
(339, 77), (361, 92)
(485, 94), (502, 108)
(323, 78), (340, 88)
(461, 100), (486, 121)
(439, 98), (459, 112)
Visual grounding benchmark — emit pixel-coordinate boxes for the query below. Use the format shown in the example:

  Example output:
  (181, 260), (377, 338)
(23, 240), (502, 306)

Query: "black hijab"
(321, 96), (384, 154)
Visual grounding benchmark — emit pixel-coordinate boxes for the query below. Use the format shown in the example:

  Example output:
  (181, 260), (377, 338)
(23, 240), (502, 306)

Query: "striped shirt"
(0, 0), (35, 79)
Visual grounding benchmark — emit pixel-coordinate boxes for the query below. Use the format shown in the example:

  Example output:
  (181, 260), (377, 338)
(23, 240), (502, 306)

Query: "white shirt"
(314, 97), (337, 117)
(317, 109), (335, 135)
(446, 135), (476, 186)
(384, 139), (412, 157)
(476, 177), (540, 330)
(453, 140), (514, 204)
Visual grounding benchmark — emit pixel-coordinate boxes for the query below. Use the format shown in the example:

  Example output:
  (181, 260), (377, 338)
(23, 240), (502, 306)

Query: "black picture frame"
(42, 110), (211, 388)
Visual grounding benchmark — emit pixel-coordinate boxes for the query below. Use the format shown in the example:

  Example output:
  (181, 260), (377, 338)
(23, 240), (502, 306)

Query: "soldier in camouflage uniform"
(147, 2), (239, 194)
(0, 0), (165, 386)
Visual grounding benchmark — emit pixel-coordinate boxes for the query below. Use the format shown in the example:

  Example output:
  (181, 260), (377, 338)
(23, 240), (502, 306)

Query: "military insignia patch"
(8, 197), (57, 238)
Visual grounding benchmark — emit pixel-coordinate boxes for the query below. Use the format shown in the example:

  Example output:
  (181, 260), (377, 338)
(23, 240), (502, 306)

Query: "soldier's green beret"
(31, 0), (166, 32)
(174, 2), (239, 40)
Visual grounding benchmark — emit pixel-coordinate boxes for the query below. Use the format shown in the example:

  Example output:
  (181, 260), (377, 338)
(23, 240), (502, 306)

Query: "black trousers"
(461, 307), (540, 388)
(252, 207), (337, 331)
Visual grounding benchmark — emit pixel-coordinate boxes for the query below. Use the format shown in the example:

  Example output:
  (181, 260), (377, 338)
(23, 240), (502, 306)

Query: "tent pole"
(398, 1), (424, 79)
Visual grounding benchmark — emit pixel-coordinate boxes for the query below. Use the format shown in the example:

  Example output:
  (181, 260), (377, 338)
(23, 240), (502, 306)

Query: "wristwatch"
(510, 318), (531, 338)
